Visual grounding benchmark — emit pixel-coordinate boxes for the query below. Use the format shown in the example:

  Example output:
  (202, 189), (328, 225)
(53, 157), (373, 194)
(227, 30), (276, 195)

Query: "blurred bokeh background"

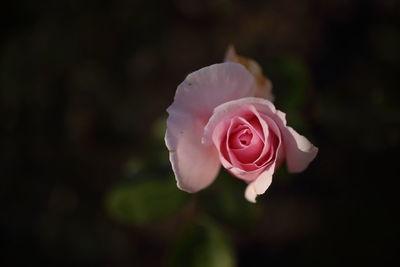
(1, 0), (399, 266)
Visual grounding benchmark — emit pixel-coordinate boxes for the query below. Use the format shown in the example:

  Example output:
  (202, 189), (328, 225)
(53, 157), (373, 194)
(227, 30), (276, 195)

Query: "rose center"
(238, 130), (252, 146)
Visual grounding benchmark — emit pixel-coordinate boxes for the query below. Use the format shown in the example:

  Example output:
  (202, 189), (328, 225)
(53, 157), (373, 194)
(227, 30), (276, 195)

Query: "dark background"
(1, 0), (399, 266)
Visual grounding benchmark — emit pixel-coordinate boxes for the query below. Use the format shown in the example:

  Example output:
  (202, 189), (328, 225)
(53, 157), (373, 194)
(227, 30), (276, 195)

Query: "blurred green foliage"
(106, 115), (187, 225)
(199, 171), (262, 229)
(107, 178), (187, 225)
(106, 114), (239, 265)
(271, 56), (312, 131)
(169, 217), (235, 267)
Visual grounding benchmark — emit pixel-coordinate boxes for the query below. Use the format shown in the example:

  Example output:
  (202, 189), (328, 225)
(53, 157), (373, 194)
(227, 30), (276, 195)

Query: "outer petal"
(274, 120), (318, 173)
(274, 111), (318, 172)
(165, 63), (255, 192)
(169, 62), (255, 121)
(245, 163), (275, 203)
(285, 128), (318, 172)
(165, 116), (220, 192)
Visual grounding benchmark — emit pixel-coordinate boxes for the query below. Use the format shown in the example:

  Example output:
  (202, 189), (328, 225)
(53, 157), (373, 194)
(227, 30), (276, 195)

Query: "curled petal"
(274, 111), (319, 173)
(281, 126), (319, 173)
(245, 163), (275, 203)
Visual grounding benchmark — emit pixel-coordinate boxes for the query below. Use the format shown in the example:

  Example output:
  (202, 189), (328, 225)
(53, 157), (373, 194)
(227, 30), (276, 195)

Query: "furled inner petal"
(229, 109), (282, 176)
(232, 128), (252, 147)
(219, 110), (281, 178)
(232, 130), (278, 172)
(239, 131), (252, 145)
(223, 116), (264, 166)
(229, 117), (264, 144)
(231, 129), (263, 164)
(228, 126), (248, 149)
(253, 115), (281, 167)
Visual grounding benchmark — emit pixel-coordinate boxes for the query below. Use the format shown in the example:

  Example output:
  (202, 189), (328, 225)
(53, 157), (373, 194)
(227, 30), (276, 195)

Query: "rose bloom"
(165, 63), (318, 202)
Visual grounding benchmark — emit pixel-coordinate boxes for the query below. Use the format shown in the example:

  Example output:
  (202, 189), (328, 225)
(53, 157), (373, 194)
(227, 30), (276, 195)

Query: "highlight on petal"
(274, 111), (318, 173)
(170, 62), (255, 122)
(245, 163), (275, 203)
(224, 45), (274, 101)
(166, 63), (256, 193)
(280, 126), (319, 173)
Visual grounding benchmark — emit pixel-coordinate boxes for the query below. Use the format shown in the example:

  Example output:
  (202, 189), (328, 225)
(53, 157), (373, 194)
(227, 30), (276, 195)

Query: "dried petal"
(224, 45), (274, 101)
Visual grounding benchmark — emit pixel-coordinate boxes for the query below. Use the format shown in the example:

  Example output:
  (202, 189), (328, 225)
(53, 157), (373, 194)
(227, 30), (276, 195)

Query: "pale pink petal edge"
(245, 163), (275, 203)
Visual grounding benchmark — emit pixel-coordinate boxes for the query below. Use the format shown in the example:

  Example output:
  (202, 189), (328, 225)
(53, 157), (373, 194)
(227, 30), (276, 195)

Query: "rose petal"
(253, 115), (281, 167)
(228, 118), (264, 163)
(245, 162), (276, 203)
(229, 128), (250, 149)
(248, 106), (275, 166)
(212, 119), (261, 181)
(224, 119), (262, 175)
(230, 116), (265, 146)
(169, 62), (255, 122)
(165, 63), (256, 192)
(273, 111), (318, 172)
(231, 133), (263, 163)
(165, 115), (220, 192)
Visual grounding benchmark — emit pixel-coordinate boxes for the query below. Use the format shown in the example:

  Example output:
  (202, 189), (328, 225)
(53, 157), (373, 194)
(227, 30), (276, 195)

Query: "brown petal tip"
(224, 45), (274, 101)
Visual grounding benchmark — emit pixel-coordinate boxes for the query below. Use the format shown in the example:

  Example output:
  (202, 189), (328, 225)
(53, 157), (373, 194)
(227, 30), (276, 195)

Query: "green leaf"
(168, 217), (235, 267)
(106, 178), (187, 225)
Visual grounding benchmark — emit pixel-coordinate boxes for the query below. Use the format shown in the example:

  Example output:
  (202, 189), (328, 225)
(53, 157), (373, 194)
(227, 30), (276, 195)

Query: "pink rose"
(165, 63), (318, 202)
